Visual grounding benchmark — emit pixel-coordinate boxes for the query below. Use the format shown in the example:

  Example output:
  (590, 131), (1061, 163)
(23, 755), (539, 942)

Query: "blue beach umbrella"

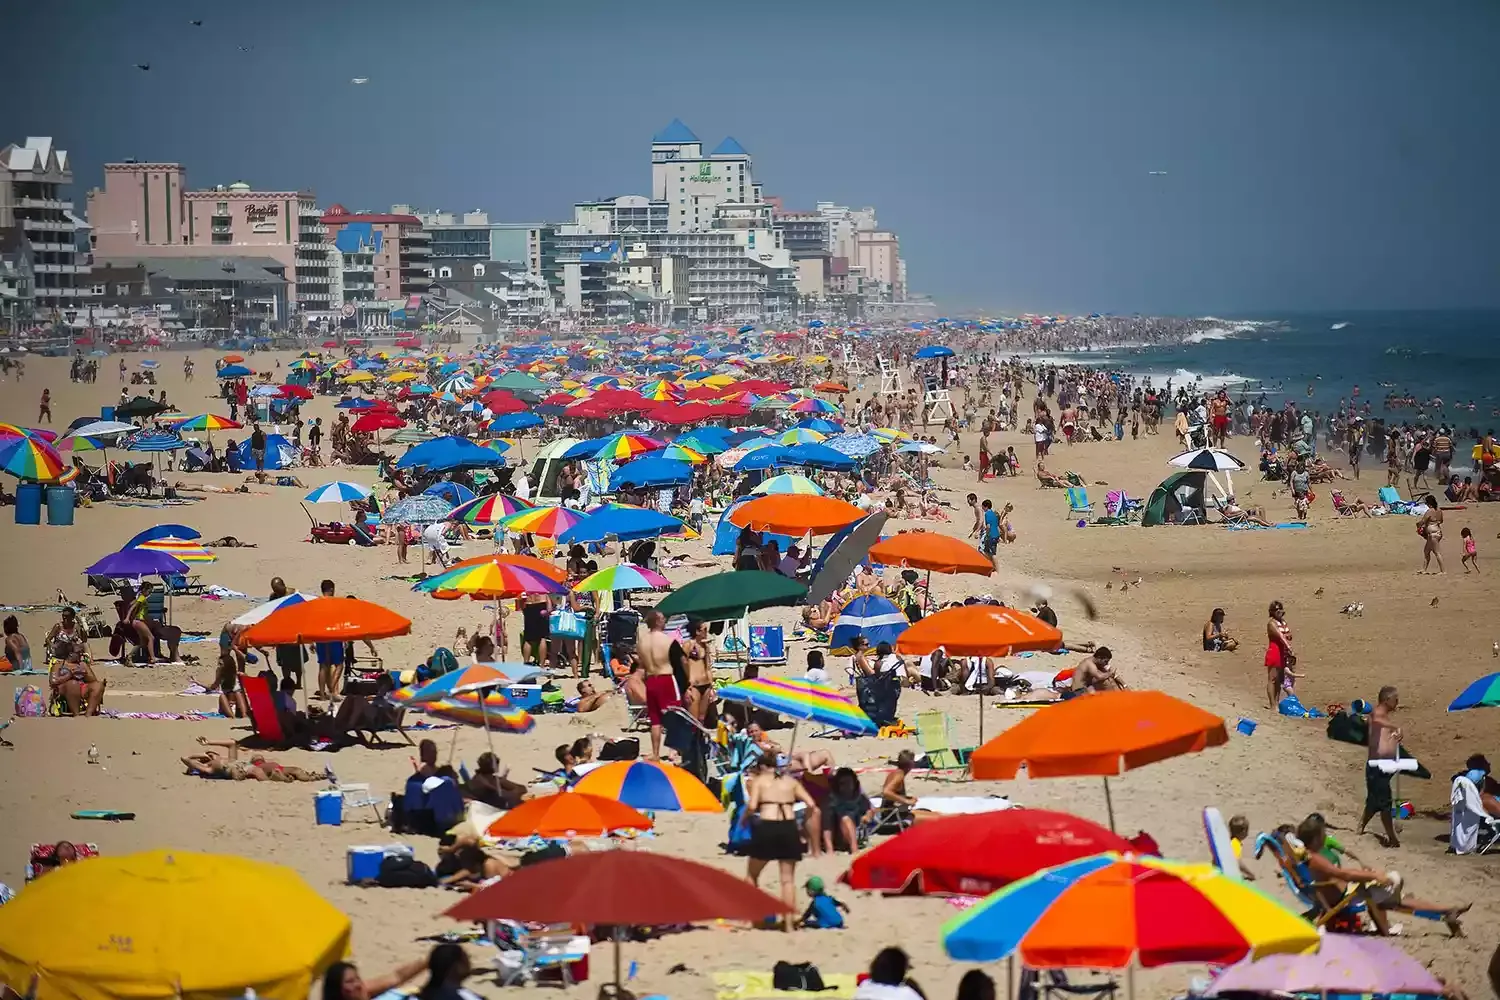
(558, 506), (684, 544)
(612, 455), (693, 489)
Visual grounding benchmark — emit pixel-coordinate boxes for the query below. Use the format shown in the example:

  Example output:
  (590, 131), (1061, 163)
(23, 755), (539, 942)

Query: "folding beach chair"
(238, 672), (291, 748)
(1253, 833), (1367, 931)
(1065, 487), (1094, 517)
(489, 921), (590, 987)
(914, 709), (972, 780)
(326, 769), (387, 824)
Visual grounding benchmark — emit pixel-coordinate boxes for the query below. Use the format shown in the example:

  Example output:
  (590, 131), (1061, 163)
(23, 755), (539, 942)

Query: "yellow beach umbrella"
(386, 371), (420, 383)
(342, 371), (375, 384)
(0, 850), (350, 1000)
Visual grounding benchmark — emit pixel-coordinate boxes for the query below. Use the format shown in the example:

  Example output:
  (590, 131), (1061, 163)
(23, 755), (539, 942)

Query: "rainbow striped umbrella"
(447, 493), (534, 525)
(135, 537), (216, 563)
(174, 413), (242, 432)
(941, 853), (1318, 968)
(751, 473), (825, 496)
(592, 432), (664, 462)
(572, 760), (721, 812)
(0, 423), (58, 442)
(0, 434), (66, 481)
(497, 505), (589, 538)
(638, 379), (682, 401)
(717, 676), (876, 735)
(571, 564), (671, 594)
(790, 396), (838, 414)
(415, 558), (568, 598)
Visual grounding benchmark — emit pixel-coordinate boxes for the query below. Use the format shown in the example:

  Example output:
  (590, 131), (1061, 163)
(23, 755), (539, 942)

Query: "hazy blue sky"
(7, 0), (1498, 315)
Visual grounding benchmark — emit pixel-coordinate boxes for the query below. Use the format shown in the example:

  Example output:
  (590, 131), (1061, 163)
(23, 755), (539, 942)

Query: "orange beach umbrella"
(242, 596), (411, 646)
(727, 494), (865, 536)
(485, 792), (653, 839)
(896, 605), (1060, 658)
(869, 531), (993, 576)
(968, 689), (1228, 830)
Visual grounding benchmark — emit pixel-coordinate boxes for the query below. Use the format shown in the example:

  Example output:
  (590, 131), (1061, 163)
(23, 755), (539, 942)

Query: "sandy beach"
(4, 346), (1498, 1000)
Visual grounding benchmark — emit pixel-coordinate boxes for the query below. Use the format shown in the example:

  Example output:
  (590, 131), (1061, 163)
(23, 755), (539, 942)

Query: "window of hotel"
(473, 264), (485, 276)
(92, 284), (105, 295)
(438, 266), (452, 278)
(116, 284), (130, 296)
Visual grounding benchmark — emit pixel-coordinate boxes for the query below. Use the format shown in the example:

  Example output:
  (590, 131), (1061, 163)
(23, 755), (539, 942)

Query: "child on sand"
(799, 875), (850, 929)
(1227, 815), (1256, 881)
(1462, 527), (1479, 573)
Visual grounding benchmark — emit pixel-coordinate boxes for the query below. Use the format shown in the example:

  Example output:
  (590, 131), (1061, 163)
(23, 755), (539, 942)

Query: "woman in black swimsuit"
(744, 751), (817, 930)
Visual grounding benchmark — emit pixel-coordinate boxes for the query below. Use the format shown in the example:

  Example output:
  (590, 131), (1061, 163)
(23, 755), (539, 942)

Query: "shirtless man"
(1069, 647), (1124, 695)
(636, 609), (679, 759)
(572, 679), (612, 713)
(1209, 391), (1231, 448)
(1357, 685), (1403, 847)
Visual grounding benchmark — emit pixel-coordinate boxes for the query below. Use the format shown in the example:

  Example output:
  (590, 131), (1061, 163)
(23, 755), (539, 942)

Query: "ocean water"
(1046, 310), (1500, 420)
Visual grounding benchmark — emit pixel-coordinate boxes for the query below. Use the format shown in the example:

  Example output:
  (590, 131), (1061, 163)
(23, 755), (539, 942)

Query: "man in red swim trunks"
(1209, 391), (1231, 448)
(636, 609), (679, 760)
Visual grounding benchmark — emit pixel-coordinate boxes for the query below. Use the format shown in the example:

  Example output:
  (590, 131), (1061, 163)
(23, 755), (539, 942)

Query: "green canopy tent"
(1141, 469), (1210, 527)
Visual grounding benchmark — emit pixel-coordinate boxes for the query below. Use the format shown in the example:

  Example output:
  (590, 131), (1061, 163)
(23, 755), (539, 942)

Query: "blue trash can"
(15, 483), (42, 525)
(46, 486), (76, 526)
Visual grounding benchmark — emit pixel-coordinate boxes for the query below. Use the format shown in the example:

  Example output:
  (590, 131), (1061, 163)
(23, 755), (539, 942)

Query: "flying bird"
(238, 45), (253, 52)
(135, 63), (151, 71)
(351, 77), (370, 84)
(1148, 171), (1168, 176)
(189, 19), (202, 26)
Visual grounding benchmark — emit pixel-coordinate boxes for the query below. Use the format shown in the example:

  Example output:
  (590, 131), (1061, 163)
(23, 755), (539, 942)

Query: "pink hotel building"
(87, 161), (337, 316)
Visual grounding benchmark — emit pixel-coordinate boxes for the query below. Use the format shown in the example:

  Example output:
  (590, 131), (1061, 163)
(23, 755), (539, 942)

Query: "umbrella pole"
(613, 927), (623, 995)
(1103, 776), (1116, 832)
(480, 687), (496, 758)
(1007, 958), (1013, 1000)
(447, 715), (461, 764)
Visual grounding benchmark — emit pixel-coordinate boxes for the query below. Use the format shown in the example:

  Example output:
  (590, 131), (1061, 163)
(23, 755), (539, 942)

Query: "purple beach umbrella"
(1205, 935), (1446, 997)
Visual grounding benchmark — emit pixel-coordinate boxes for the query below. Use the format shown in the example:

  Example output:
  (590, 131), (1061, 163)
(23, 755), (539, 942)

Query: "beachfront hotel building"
(320, 205), (431, 328)
(86, 162), (336, 323)
(411, 208), (557, 277)
(0, 137), (92, 318)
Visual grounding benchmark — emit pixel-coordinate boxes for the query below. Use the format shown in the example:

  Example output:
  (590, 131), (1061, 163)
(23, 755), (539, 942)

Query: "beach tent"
(528, 437), (582, 501)
(233, 433), (298, 471)
(1141, 470), (1209, 527)
(712, 496), (795, 557)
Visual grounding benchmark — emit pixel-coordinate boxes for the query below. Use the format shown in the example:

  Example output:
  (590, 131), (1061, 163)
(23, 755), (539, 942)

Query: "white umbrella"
(66, 420), (137, 439)
(1167, 447), (1246, 498)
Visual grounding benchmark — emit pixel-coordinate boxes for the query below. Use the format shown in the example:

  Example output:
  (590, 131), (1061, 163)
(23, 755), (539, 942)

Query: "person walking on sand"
(1264, 600), (1295, 710)
(636, 609), (678, 760)
(1461, 526), (1479, 573)
(1417, 494), (1444, 573)
(1357, 685), (1403, 848)
(37, 388), (51, 424)
(744, 749), (817, 931)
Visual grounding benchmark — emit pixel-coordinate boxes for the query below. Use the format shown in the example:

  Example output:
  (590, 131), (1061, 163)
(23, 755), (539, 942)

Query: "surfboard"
(71, 810), (135, 821)
(1203, 806), (1240, 880)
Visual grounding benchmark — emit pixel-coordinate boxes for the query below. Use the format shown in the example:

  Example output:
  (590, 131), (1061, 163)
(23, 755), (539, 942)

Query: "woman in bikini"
(743, 750), (818, 930)
(682, 618), (716, 723)
(1264, 600), (1295, 710)
(181, 737), (326, 782)
(1417, 494), (1445, 573)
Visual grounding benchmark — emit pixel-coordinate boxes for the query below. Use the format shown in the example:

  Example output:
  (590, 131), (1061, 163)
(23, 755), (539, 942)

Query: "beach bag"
(549, 609), (586, 640)
(13, 686), (45, 718)
(772, 962), (826, 992)
(375, 855), (437, 888)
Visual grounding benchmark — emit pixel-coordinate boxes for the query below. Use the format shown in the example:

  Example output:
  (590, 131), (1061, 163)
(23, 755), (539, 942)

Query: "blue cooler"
(101, 406), (115, 421)
(314, 790), (344, 826)
(505, 685), (543, 711)
(14, 483), (42, 525)
(46, 486), (75, 526)
(347, 843), (413, 883)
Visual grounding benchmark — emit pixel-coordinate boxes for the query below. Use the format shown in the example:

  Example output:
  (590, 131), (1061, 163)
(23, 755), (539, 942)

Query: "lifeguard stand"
(842, 346), (869, 379)
(878, 357), (902, 396)
(923, 374), (955, 424)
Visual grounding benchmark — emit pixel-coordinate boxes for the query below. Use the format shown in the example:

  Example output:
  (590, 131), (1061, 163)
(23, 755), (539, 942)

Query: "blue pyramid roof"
(652, 118), (699, 144)
(711, 136), (749, 156)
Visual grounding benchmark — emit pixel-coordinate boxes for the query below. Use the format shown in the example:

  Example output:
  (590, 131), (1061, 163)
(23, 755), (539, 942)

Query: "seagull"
(351, 77), (369, 84)
(135, 63), (150, 71)
(1431, 597), (1440, 607)
(238, 45), (253, 52)
(190, 19), (202, 26)
(1148, 171), (1168, 176)
(1313, 587), (1324, 597)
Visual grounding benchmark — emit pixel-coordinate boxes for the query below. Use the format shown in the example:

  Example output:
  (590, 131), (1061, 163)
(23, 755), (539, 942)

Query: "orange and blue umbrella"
(941, 853), (1318, 969)
(1449, 672), (1500, 711)
(404, 664), (518, 704)
(0, 434), (66, 481)
(447, 493), (534, 525)
(498, 505), (590, 538)
(571, 564), (671, 594)
(716, 676), (876, 735)
(572, 760), (721, 812)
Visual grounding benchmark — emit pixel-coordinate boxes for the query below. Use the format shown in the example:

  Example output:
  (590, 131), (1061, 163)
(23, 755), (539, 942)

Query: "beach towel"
(714, 971), (857, 1000)
(1450, 775), (1489, 855)
(912, 796), (1013, 815)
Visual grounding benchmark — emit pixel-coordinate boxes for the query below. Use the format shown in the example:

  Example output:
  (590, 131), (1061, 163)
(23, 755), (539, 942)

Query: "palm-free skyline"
(7, 0), (1498, 315)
